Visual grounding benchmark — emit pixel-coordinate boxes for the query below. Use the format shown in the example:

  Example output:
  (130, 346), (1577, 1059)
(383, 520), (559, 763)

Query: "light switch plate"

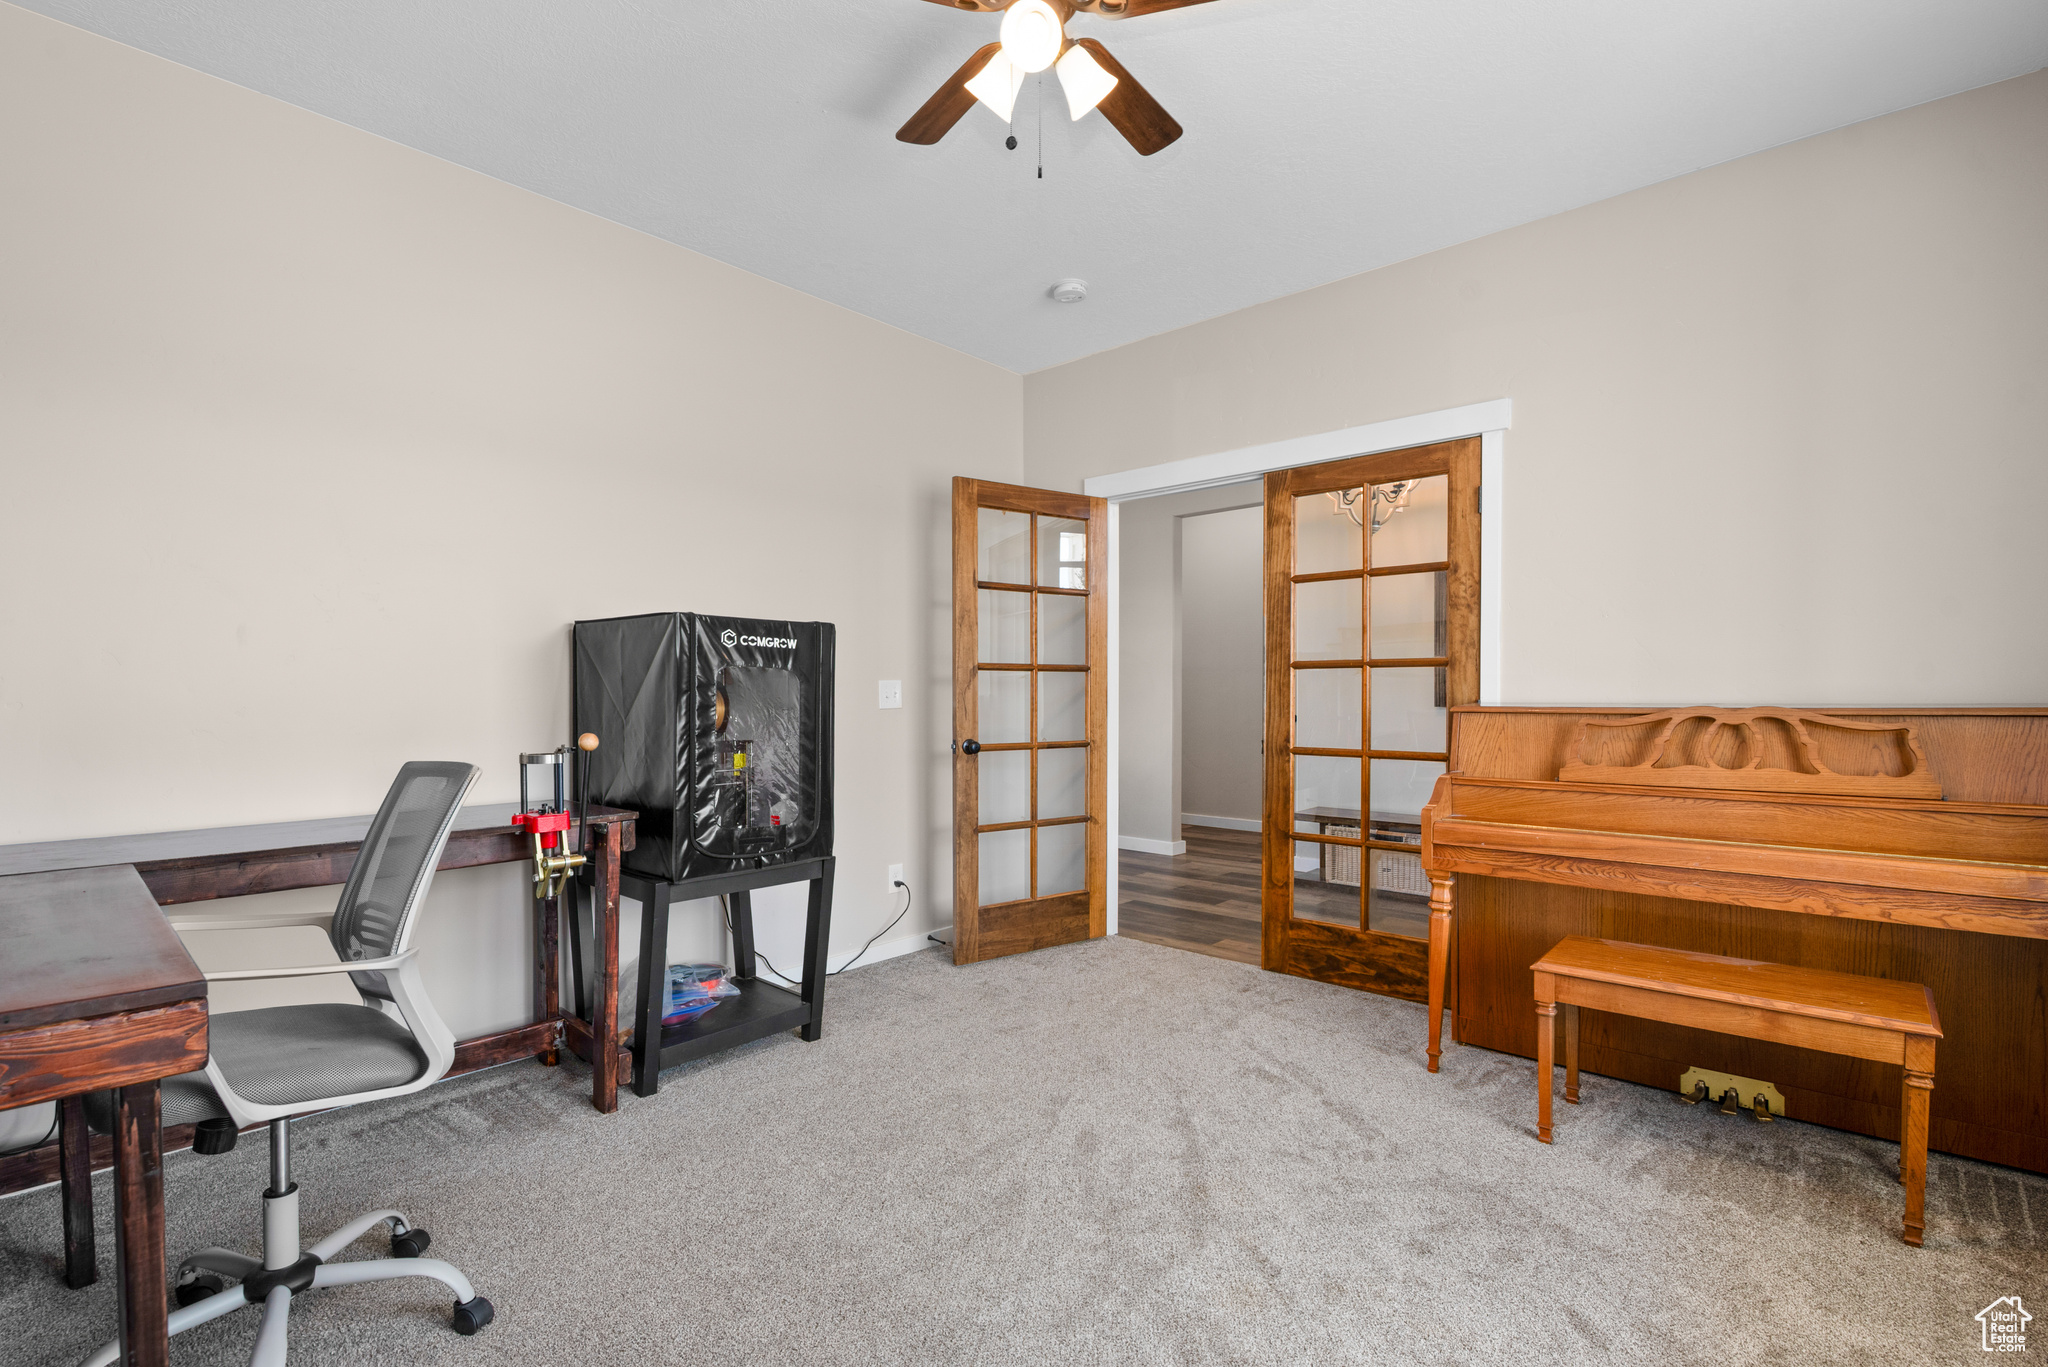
(878, 680), (902, 709)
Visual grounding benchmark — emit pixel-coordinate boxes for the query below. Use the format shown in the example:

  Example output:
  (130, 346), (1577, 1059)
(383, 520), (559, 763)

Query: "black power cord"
(721, 881), (913, 985)
(0, 1104), (60, 1159)
(836, 880), (913, 976)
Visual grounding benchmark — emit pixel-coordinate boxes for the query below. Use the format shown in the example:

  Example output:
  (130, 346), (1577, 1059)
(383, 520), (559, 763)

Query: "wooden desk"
(0, 866), (210, 1367)
(1531, 936), (1942, 1245)
(0, 803), (638, 1265)
(1420, 705), (2048, 1172)
(0, 801), (632, 908)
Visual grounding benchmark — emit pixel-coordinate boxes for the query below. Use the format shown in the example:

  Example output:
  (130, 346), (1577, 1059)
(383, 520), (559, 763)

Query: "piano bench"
(1530, 935), (1943, 1247)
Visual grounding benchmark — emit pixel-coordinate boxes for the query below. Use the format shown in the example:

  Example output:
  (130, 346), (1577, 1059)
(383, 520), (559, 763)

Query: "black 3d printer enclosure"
(573, 613), (835, 881)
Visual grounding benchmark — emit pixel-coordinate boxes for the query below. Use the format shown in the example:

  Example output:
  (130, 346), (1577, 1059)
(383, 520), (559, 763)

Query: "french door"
(951, 478), (1109, 964)
(1261, 439), (1480, 999)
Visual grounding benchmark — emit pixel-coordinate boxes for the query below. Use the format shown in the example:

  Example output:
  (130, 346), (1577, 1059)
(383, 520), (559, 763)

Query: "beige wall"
(1114, 484), (1258, 847)
(0, 6), (1020, 1036)
(1029, 70), (2048, 711)
(1179, 505), (1263, 825)
(3, 0), (2041, 1050)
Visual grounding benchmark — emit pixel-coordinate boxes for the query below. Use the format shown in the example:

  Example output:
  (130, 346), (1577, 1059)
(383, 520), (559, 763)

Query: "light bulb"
(999, 0), (1064, 75)
(1055, 43), (1118, 120)
(965, 49), (1027, 122)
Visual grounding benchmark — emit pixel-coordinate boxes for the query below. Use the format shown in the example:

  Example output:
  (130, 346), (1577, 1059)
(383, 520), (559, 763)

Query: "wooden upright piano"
(1419, 706), (2048, 1172)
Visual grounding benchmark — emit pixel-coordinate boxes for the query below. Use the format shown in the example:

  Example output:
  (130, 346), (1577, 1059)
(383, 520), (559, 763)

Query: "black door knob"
(961, 739), (981, 755)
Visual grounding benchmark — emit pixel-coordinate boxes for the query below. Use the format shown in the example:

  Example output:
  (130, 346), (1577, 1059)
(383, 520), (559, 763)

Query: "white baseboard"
(1182, 813), (1260, 833)
(829, 926), (943, 975)
(747, 924), (944, 988)
(1119, 835), (1187, 856)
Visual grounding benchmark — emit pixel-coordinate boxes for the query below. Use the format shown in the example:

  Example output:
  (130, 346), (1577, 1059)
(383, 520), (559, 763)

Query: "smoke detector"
(1051, 279), (1089, 304)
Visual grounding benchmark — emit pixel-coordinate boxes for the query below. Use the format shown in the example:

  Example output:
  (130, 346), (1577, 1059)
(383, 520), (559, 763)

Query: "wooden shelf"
(651, 978), (812, 1068)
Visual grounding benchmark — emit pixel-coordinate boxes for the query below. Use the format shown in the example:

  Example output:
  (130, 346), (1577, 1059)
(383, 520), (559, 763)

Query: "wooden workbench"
(0, 865), (211, 1367)
(0, 802), (637, 1267)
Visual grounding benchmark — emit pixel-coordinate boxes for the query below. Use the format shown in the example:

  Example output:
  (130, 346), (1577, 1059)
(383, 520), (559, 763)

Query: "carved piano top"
(1420, 706), (2048, 939)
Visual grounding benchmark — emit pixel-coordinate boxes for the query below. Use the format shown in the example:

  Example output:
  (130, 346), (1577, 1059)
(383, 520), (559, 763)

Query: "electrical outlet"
(887, 863), (903, 894)
(878, 680), (902, 709)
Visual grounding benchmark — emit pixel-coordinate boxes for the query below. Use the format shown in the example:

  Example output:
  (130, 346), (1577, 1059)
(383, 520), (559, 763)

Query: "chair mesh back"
(329, 761), (478, 999)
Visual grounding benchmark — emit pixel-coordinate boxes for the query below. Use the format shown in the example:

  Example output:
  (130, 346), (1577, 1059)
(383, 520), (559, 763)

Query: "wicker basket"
(1375, 848), (1429, 896)
(1317, 825), (1428, 896)
(1319, 826), (1361, 886)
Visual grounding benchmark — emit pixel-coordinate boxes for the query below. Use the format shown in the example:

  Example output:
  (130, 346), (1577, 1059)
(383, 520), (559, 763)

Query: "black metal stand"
(607, 857), (835, 1098)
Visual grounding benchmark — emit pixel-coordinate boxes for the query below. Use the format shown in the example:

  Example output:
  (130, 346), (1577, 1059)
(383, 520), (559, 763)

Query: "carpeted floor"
(4, 936), (2043, 1365)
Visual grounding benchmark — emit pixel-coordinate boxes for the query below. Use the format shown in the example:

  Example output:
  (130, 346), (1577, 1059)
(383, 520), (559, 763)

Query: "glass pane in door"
(978, 508), (1032, 583)
(1039, 517), (1087, 589)
(1295, 490), (1364, 573)
(1370, 758), (1446, 826)
(1370, 668), (1446, 755)
(978, 590), (1031, 664)
(979, 828), (1030, 905)
(1038, 673), (1086, 742)
(1294, 669), (1361, 751)
(1037, 823), (1086, 896)
(1366, 474), (1448, 568)
(1038, 593), (1086, 666)
(1366, 851), (1431, 938)
(1293, 578), (1361, 661)
(1368, 570), (1441, 661)
(1037, 747), (1087, 821)
(979, 750), (1030, 827)
(977, 672), (1030, 745)
(1365, 759), (1438, 938)
(1292, 755), (1361, 927)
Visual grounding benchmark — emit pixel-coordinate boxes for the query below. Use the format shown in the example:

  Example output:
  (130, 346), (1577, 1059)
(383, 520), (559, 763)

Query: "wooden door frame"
(1076, 402), (1510, 943)
(952, 477), (1110, 964)
(1260, 438), (1481, 999)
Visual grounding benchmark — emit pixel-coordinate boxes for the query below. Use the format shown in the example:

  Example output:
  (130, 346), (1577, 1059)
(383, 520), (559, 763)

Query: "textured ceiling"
(19, 0), (2048, 372)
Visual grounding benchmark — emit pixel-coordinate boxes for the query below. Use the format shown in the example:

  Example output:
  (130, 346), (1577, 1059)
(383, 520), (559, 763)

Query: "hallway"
(1118, 827), (1376, 964)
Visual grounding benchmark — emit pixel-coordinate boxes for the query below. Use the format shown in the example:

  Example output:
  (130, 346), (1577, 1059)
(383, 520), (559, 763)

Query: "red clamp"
(511, 810), (573, 850)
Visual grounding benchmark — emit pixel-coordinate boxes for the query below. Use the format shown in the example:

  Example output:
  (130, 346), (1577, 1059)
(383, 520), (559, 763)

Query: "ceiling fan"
(897, 0), (1216, 157)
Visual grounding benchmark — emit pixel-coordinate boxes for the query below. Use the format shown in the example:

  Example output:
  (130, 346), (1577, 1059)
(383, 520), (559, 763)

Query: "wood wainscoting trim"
(0, 1019), (569, 1202)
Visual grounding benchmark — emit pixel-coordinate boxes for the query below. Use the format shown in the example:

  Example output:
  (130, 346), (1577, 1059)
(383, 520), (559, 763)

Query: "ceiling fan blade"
(897, 42), (1005, 145)
(1073, 39), (1182, 155)
(1073, 0), (1221, 17)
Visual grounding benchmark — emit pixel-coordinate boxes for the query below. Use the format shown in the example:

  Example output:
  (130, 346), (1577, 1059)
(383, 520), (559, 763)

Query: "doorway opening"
(1108, 480), (1442, 966)
(1103, 432), (1485, 1003)
(1112, 486), (1267, 963)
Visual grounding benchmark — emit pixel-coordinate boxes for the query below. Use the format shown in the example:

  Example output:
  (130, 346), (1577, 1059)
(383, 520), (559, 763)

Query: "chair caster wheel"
(391, 1228), (432, 1259)
(173, 1267), (233, 1307)
(452, 1295), (494, 1335)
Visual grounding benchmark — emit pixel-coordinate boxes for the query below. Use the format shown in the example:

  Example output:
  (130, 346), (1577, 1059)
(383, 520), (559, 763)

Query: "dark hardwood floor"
(1118, 826), (1265, 964)
(1118, 826), (1428, 964)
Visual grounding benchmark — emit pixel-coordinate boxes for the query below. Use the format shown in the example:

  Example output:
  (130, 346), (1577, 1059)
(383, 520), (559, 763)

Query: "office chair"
(83, 761), (491, 1367)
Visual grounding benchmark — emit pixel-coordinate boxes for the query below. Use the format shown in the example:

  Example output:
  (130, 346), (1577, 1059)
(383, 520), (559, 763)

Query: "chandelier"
(1328, 482), (1414, 533)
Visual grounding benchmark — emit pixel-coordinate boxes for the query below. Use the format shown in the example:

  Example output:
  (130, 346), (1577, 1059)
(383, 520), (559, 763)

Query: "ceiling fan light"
(999, 0), (1064, 74)
(1055, 43), (1118, 121)
(965, 49), (1027, 122)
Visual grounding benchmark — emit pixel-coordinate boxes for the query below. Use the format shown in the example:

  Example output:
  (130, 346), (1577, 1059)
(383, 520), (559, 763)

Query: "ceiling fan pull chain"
(1037, 75), (1044, 180)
